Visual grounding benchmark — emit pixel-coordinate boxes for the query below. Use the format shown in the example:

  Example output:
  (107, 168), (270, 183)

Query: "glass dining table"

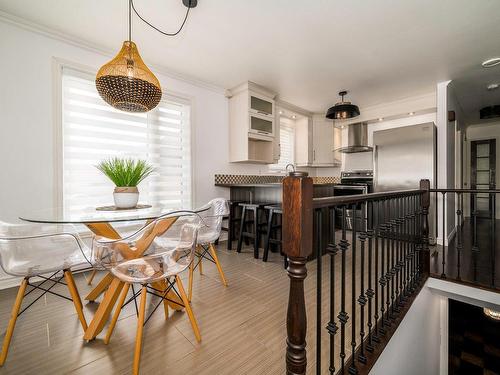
(20, 205), (185, 341)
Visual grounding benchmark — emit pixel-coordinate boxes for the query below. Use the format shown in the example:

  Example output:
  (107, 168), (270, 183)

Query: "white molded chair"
(188, 198), (229, 300)
(0, 221), (91, 366)
(92, 212), (201, 375)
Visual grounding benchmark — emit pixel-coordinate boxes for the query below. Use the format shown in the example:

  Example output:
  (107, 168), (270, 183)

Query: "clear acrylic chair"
(92, 212), (201, 375)
(0, 221), (91, 366)
(188, 198), (229, 300)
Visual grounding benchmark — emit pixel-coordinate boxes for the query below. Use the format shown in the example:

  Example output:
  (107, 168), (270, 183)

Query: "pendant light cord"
(130, 0), (191, 37)
(128, 0), (132, 41)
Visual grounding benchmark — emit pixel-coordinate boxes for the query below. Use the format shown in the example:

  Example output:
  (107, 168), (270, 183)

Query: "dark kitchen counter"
(215, 182), (338, 187)
(216, 182), (337, 202)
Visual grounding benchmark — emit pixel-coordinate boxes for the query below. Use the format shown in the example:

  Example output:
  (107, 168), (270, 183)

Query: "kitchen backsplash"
(214, 174), (340, 185)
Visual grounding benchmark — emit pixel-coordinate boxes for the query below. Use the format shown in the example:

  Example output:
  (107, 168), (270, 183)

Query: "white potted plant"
(96, 158), (154, 209)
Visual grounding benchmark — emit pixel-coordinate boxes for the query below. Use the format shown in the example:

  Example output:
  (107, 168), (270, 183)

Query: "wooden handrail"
(429, 188), (500, 193)
(313, 189), (425, 208)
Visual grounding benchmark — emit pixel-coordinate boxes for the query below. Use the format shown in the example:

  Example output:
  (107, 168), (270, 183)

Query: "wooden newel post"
(282, 172), (313, 375)
(419, 179), (430, 275)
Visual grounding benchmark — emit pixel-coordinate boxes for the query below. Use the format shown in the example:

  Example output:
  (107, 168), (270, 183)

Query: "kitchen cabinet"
(296, 114), (340, 167)
(228, 81), (278, 163)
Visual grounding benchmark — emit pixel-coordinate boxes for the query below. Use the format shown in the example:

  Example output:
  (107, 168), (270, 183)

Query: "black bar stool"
(263, 204), (288, 268)
(221, 200), (244, 250)
(237, 203), (267, 258)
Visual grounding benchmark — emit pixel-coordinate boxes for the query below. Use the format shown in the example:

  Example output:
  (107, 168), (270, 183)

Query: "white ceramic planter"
(113, 186), (139, 209)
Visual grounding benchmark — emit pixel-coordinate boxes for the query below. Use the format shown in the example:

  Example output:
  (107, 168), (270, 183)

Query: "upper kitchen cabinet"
(296, 114), (340, 167)
(228, 81), (278, 163)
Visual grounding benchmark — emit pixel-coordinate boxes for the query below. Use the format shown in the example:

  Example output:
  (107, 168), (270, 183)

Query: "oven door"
(333, 184), (368, 231)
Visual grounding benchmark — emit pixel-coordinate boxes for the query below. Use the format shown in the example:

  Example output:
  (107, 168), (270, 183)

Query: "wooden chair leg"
(133, 286), (147, 375)
(188, 260), (194, 302)
(104, 283), (130, 344)
(0, 278), (28, 366)
(85, 272), (114, 302)
(209, 243), (228, 287)
(197, 245), (203, 275)
(87, 269), (97, 285)
(64, 270), (88, 331)
(175, 276), (201, 342)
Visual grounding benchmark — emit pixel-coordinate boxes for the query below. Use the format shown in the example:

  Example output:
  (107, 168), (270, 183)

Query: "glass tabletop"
(19, 205), (179, 224)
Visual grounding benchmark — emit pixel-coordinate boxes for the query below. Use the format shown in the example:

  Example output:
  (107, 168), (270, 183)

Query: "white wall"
(369, 284), (442, 375)
(0, 17), (305, 223)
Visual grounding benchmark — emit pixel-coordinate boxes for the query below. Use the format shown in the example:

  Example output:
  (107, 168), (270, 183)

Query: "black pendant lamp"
(326, 91), (360, 120)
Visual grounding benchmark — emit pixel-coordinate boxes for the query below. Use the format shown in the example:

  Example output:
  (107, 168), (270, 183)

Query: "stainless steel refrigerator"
(373, 122), (437, 241)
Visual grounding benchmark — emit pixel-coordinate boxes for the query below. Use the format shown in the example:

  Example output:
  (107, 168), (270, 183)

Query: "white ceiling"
(452, 66), (500, 125)
(1, 0), (500, 113)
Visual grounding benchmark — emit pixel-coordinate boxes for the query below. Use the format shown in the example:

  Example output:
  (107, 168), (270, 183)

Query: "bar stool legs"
(236, 206), (247, 253)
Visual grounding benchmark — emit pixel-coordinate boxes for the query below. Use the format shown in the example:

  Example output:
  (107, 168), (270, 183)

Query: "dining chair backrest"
(91, 211), (201, 272)
(0, 221), (89, 276)
(194, 198), (229, 244)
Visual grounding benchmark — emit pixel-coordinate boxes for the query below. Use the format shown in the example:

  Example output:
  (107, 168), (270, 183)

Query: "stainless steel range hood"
(335, 122), (373, 153)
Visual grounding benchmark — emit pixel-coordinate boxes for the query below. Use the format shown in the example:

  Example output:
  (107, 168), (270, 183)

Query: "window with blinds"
(270, 122), (295, 170)
(61, 68), (192, 215)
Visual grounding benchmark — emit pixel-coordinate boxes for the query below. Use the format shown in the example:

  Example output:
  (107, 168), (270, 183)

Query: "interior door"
(470, 139), (496, 218)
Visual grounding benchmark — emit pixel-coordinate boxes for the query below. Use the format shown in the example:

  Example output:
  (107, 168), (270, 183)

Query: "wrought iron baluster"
(315, 208), (322, 374)
(366, 200), (375, 352)
(348, 203), (358, 375)
(338, 205), (349, 375)
(386, 198), (393, 322)
(326, 207), (338, 375)
(379, 199), (387, 332)
(358, 201), (367, 364)
(441, 191), (447, 278)
(373, 199), (381, 342)
(456, 192), (462, 281)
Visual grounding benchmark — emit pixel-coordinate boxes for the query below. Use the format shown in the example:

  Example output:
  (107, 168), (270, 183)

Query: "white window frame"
(52, 58), (195, 218)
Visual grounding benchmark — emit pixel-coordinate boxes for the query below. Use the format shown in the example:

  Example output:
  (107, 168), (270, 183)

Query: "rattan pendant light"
(96, 40), (162, 112)
(96, 0), (194, 113)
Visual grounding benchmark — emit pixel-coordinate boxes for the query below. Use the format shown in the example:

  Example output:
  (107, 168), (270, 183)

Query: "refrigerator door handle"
(373, 145), (378, 191)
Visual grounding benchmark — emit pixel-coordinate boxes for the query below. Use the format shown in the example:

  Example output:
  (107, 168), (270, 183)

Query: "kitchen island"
(215, 181), (337, 203)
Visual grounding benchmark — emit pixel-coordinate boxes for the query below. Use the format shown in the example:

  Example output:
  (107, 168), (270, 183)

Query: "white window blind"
(270, 123), (295, 170)
(61, 68), (192, 215)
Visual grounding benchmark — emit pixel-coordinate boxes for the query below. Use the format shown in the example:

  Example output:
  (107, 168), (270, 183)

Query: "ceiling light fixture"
(482, 57), (500, 68)
(487, 83), (499, 91)
(96, 0), (196, 113)
(326, 91), (360, 120)
(378, 118), (384, 122)
(279, 110), (283, 115)
(484, 307), (500, 321)
(408, 112), (415, 116)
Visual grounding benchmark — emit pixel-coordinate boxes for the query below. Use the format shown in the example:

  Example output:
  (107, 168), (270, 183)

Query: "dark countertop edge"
(215, 183), (338, 187)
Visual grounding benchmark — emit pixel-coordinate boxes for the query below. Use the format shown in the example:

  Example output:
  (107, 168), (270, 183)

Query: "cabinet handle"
(257, 110), (271, 116)
(313, 150), (316, 161)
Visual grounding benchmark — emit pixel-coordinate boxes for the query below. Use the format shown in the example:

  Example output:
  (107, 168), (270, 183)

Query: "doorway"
(470, 139), (496, 218)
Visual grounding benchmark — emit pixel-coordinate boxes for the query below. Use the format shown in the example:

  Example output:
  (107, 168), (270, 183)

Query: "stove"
(333, 170), (373, 230)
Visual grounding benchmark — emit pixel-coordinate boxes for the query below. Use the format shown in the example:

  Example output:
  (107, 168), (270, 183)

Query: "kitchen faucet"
(285, 163), (296, 174)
